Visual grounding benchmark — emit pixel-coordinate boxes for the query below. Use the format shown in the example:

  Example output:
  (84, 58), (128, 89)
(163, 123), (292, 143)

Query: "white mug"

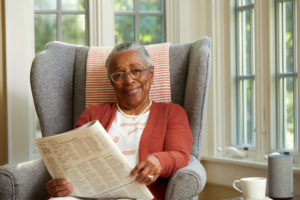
(232, 177), (267, 200)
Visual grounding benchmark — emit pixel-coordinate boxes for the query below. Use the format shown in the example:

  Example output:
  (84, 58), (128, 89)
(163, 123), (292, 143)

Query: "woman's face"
(109, 49), (154, 110)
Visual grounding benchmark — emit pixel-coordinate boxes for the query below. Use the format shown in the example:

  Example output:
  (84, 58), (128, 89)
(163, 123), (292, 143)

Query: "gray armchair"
(0, 37), (211, 200)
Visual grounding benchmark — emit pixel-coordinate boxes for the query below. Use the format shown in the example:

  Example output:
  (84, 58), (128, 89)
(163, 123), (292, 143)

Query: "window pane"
(282, 1), (294, 73)
(139, 0), (161, 12)
(62, 14), (86, 45)
(139, 16), (162, 44)
(115, 15), (135, 44)
(34, 14), (56, 53)
(238, 79), (255, 146)
(276, 0), (297, 152)
(238, 9), (253, 75)
(278, 77), (295, 150)
(61, 0), (86, 10)
(237, 0), (253, 7)
(114, 0), (134, 11)
(34, 0), (56, 10)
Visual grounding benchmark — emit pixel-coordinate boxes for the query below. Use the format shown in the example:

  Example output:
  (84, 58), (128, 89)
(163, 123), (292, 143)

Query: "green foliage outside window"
(139, 16), (162, 44)
(34, 0), (87, 54)
(62, 15), (86, 45)
(114, 0), (134, 11)
(115, 15), (135, 45)
(34, 0), (56, 10)
(114, 0), (164, 45)
(139, 0), (161, 11)
(34, 14), (56, 54)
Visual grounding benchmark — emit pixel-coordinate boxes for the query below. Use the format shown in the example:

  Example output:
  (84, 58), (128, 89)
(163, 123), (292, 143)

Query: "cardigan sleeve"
(152, 104), (193, 178)
(75, 106), (95, 128)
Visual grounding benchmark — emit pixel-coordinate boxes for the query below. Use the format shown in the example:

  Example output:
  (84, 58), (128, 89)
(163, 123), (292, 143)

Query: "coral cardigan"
(75, 101), (193, 200)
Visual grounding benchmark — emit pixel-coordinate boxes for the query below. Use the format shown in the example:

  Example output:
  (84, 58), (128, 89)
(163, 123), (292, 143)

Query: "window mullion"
(234, 0), (255, 148)
(251, 9), (254, 75)
(242, 11), (246, 76)
(283, 4), (287, 149)
(242, 8), (246, 145)
(293, 0), (298, 153)
(251, 6), (255, 146)
(161, 0), (166, 42)
(115, 11), (162, 16)
(294, 76), (298, 151)
(235, 6), (241, 145)
(85, 0), (89, 45)
(243, 79), (247, 144)
(135, 0), (139, 42)
(294, 0), (300, 162)
(283, 78), (287, 149)
(57, 0), (62, 41)
(251, 79), (255, 145)
(275, 1), (281, 149)
(35, 10), (59, 14)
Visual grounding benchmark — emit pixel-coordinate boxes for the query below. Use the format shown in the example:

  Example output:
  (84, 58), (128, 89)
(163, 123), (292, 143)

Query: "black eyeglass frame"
(109, 66), (153, 84)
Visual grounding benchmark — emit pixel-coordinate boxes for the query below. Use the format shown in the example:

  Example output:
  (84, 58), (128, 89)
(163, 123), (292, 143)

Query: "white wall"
(166, 0), (211, 43)
(5, 0), (35, 163)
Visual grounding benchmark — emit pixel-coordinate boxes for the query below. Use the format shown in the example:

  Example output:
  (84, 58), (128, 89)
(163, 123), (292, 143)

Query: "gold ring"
(148, 175), (154, 180)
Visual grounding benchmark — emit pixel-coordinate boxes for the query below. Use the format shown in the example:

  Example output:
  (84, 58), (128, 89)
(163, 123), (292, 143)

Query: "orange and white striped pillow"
(85, 43), (171, 108)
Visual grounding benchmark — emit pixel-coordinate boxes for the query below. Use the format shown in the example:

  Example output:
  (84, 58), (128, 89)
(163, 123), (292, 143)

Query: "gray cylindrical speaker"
(268, 154), (293, 198)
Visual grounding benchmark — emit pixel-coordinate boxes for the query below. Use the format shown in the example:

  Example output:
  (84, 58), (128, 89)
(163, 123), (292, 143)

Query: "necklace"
(117, 100), (152, 120)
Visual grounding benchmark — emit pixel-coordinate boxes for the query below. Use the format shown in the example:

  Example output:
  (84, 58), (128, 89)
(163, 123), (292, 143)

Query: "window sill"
(201, 155), (300, 175)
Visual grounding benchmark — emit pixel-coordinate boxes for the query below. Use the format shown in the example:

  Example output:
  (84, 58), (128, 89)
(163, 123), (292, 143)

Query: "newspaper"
(35, 120), (154, 200)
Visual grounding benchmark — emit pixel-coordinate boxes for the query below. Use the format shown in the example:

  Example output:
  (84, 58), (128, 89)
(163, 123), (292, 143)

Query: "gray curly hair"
(105, 42), (154, 75)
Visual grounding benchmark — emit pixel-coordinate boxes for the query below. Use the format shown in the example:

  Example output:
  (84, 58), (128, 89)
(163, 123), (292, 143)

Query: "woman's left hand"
(130, 154), (161, 185)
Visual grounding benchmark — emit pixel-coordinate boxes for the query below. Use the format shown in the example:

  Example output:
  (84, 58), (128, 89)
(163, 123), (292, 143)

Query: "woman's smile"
(124, 86), (141, 95)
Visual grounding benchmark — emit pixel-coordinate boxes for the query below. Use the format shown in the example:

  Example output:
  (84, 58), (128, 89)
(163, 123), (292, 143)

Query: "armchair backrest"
(31, 37), (211, 160)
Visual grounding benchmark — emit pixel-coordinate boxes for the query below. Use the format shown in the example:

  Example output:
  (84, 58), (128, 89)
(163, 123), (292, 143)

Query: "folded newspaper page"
(35, 120), (154, 200)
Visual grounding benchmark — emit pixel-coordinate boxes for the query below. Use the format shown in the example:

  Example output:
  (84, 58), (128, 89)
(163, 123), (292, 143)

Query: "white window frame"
(233, 0), (256, 148)
(201, 0), (300, 193)
(89, 0), (114, 46)
(273, 0), (298, 153)
(202, 0), (300, 169)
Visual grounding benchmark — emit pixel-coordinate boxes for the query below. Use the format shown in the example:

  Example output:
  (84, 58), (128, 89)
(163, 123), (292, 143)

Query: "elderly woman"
(46, 42), (193, 200)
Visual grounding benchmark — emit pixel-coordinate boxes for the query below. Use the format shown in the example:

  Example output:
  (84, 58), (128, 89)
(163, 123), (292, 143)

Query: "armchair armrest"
(0, 159), (51, 200)
(165, 156), (206, 200)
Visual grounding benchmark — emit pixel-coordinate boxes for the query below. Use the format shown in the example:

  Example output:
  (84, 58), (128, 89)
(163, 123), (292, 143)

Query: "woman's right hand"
(46, 179), (73, 197)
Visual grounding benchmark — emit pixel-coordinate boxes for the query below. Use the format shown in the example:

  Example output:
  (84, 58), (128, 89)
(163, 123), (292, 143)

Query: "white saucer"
(245, 197), (272, 200)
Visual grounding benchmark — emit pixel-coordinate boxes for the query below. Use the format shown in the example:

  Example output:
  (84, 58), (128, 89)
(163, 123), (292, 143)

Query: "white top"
(108, 110), (150, 167)
(50, 111), (150, 200)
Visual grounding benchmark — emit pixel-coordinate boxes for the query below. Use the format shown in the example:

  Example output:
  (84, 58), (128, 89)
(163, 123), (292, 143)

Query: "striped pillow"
(86, 43), (171, 108)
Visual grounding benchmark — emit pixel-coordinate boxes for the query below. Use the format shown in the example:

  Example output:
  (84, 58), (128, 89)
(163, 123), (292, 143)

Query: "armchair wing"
(166, 37), (211, 200)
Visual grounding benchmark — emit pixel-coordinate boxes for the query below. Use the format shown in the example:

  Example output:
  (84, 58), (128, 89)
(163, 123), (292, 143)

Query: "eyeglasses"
(110, 67), (152, 84)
